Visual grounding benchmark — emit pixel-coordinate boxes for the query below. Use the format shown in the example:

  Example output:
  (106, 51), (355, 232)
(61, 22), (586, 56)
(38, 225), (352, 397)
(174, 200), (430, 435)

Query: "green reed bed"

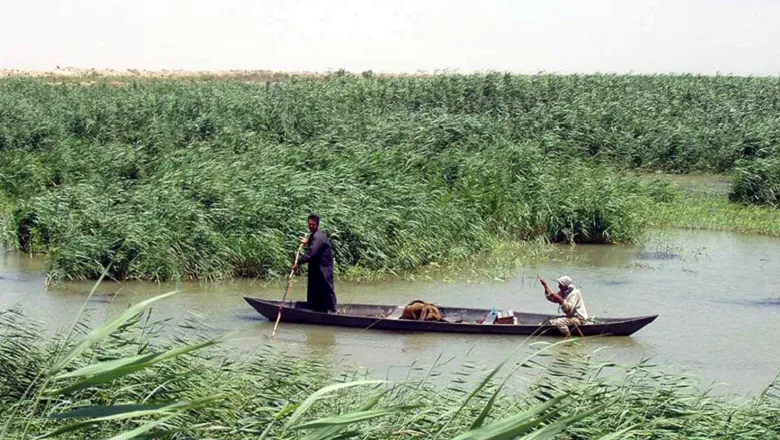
(1, 292), (778, 440)
(3, 74), (779, 171)
(0, 76), (693, 282)
(2, 139), (662, 282)
(2, 73), (779, 281)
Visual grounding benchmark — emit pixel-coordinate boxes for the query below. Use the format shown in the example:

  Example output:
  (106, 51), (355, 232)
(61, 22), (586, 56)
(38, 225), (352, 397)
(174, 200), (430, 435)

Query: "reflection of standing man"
(293, 214), (337, 313)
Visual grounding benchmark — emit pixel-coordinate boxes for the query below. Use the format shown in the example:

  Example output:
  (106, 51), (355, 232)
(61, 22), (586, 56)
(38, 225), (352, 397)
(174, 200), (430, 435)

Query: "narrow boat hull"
(244, 297), (657, 337)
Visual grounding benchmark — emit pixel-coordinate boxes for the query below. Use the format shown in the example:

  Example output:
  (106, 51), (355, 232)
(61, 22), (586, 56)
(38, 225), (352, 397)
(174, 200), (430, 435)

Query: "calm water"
(1, 229), (778, 395)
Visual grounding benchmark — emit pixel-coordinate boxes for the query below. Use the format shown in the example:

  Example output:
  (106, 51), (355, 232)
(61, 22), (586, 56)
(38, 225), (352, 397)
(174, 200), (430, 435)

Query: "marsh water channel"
(2, 229), (779, 395)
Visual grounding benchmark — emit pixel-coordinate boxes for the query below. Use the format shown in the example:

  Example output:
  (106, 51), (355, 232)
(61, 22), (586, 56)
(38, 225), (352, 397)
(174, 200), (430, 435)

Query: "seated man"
(539, 275), (589, 337)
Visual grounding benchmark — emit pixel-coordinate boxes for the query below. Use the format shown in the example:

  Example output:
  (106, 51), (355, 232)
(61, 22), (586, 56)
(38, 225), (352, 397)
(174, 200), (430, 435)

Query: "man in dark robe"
(293, 214), (337, 313)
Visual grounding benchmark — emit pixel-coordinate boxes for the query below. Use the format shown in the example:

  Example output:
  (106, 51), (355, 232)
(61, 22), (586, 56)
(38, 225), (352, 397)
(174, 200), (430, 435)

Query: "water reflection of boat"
(244, 297), (658, 337)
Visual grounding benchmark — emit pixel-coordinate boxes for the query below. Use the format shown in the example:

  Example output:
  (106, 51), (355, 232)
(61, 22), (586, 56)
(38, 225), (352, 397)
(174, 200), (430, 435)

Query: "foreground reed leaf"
(469, 339), (579, 432)
(48, 291), (177, 375)
(302, 391), (389, 440)
(593, 424), (638, 440)
(282, 380), (387, 431)
(518, 405), (604, 440)
(104, 414), (174, 440)
(37, 396), (220, 439)
(51, 337), (217, 395)
(443, 357), (510, 431)
(47, 403), (176, 419)
(450, 395), (567, 440)
(292, 405), (420, 430)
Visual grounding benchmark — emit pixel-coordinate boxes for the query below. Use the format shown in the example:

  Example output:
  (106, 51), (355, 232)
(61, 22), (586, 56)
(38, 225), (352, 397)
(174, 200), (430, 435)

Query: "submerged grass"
(1, 292), (778, 440)
(649, 193), (780, 236)
(642, 174), (780, 236)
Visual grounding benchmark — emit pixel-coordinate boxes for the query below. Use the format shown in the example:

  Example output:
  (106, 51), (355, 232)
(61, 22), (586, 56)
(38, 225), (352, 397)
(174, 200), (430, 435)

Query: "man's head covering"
(556, 276), (573, 287)
(556, 276), (575, 296)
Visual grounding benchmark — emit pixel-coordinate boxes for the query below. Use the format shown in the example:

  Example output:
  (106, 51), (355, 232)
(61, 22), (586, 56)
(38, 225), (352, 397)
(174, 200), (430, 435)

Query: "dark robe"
(298, 229), (337, 312)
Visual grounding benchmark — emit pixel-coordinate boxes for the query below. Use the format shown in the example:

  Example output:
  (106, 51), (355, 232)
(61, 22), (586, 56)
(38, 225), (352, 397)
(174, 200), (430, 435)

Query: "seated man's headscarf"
(556, 276), (576, 297)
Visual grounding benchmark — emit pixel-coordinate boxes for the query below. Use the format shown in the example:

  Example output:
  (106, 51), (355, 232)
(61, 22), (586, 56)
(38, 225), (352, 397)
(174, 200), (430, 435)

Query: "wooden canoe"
(243, 297), (657, 337)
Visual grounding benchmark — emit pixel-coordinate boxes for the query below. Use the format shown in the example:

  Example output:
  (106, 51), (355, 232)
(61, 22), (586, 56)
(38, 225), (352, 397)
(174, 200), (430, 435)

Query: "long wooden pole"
(271, 241), (305, 339)
(572, 321), (585, 338)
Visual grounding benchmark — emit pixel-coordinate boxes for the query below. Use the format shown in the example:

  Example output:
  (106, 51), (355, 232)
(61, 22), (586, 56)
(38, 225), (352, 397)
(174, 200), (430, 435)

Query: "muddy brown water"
(1, 229), (778, 395)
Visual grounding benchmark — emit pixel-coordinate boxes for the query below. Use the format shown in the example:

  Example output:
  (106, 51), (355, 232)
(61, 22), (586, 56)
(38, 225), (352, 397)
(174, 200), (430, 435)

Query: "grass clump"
(730, 157), (780, 207)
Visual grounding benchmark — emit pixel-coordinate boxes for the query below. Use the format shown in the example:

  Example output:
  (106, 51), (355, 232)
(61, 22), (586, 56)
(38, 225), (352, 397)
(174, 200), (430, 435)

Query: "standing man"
(538, 275), (588, 337)
(293, 214), (337, 313)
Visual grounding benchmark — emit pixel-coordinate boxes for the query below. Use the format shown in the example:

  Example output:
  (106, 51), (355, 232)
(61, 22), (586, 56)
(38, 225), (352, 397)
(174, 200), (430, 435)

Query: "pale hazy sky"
(2, 0), (779, 75)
